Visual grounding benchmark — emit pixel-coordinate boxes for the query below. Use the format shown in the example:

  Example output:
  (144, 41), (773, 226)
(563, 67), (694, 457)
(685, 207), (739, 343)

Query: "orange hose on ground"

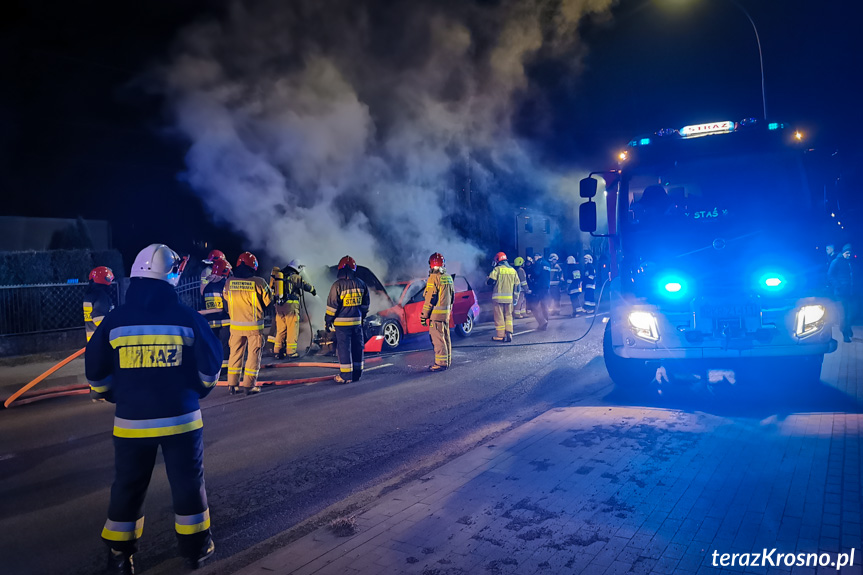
(17, 383), (89, 398)
(13, 389), (90, 406)
(4, 347), (86, 409)
(263, 357), (382, 369)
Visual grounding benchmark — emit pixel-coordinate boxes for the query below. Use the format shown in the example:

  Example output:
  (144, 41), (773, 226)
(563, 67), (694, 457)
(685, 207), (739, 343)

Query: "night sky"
(2, 0), (862, 266)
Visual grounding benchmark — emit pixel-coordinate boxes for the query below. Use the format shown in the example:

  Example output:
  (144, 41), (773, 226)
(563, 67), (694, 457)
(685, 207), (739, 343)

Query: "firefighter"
(200, 258), (232, 372)
(548, 253), (563, 315)
(420, 252), (454, 371)
(487, 252), (519, 342)
(325, 256), (370, 383)
(271, 260), (316, 360)
(565, 255), (582, 317)
(84, 266), (115, 343)
(529, 253), (550, 330)
(223, 252), (272, 394)
(199, 249), (227, 295)
(85, 244), (221, 574)
(513, 257), (529, 319)
(581, 253), (597, 315)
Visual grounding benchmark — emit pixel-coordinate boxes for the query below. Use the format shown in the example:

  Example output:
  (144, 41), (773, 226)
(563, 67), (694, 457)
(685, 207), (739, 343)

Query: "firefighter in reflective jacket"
(270, 260), (316, 359)
(84, 266), (115, 343)
(420, 252), (454, 372)
(85, 244), (221, 574)
(223, 252), (272, 395)
(325, 256), (370, 383)
(487, 252), (519, 342)
(581, 253), (597, 314)
(513, 257), (529, 319)
(199, 258), (232, 371)
(565, 255), (582, 317)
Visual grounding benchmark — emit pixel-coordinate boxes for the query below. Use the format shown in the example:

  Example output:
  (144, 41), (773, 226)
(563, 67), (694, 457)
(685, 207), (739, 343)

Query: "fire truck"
(579, 119), (837, 390)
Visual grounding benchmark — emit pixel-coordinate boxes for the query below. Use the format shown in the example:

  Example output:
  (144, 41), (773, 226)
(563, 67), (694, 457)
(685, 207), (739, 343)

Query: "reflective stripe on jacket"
(488, 263), (519, 304)
(421, 271), (454, 322)
(224, 275), (272, 331)
(200, 278), (230, 328)
(84, 278), (222, 436)
(326, 269), (370, 327)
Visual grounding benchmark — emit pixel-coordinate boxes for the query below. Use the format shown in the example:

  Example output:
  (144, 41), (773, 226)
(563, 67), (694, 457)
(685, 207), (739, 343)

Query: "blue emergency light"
(657, 273), (689, 299)
(759, 272), (787, 292)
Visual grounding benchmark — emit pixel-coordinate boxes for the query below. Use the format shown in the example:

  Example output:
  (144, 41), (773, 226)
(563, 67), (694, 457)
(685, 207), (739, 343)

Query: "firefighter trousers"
(514, 291), (527, 318)
(228, 330), (263, 388)
(335, 325), (364, 382)
(272, 303), (300, 356)
(429, 320), (451, 367)
(102, 429), (211, 558)
(529, 294), (549, 329)
(492, 302), (513, 337)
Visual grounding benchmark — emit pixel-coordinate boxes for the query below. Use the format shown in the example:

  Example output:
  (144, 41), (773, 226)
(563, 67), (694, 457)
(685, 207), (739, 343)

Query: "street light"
(725, 0), (767, 120)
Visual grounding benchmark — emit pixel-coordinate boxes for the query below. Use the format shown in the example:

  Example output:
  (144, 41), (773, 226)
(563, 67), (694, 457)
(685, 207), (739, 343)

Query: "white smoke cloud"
(160, 0), (617, 282)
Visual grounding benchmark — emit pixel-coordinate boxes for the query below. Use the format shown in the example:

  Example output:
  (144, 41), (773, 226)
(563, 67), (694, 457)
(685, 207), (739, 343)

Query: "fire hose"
(4, 348), (86, 408)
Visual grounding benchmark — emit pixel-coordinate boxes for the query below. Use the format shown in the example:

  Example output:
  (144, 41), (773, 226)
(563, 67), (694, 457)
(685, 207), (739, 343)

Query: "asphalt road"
(0, 313), (614, 575)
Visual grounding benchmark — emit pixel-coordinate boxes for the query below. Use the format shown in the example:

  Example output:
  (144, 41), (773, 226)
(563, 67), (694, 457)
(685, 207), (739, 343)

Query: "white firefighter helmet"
(286, 259), (304, 272)
(566, 256), (576, 264)
(131, 244), (184, 286)
(549, 253), (559, 263)
(583, 253), (594, 264)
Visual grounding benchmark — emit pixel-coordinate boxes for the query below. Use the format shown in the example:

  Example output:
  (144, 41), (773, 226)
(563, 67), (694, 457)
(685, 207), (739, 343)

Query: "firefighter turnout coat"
(488, 261), (519, 338)
(85, 278), (222, 556)
(421, 270), (454, 367)
(200, 277), (230, 369)
(326, 268), (370, 381)
(223, 267), (272, 387)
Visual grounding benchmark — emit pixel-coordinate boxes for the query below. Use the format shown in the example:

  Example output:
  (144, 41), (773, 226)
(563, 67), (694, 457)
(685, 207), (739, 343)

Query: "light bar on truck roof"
(679, 121), (735, 137)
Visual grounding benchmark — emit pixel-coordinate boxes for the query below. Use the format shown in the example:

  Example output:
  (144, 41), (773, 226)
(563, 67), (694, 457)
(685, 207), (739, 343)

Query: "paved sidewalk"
(235, 336), (863, 575)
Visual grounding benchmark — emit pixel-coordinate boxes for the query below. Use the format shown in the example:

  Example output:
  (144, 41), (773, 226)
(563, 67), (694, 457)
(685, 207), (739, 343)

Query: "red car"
(367, 276), (480, 349)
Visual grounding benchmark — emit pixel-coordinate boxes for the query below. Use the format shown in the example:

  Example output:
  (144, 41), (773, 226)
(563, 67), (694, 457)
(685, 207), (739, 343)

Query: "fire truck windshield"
(620, 150), (812, 261)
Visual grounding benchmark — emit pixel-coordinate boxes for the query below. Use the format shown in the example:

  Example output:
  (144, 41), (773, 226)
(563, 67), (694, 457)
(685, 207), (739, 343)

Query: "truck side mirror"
(579, 201), (597, 233)
(579, 177), (598, 198)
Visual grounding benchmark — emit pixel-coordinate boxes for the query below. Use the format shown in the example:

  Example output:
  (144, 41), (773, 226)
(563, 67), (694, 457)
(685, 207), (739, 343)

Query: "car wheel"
(381, 319), (402, 350)
(455, 312), (474, 337)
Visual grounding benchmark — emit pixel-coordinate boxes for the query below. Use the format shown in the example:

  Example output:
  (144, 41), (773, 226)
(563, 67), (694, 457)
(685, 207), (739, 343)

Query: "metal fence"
(0, 282), (121, 336)
(0, 276), (274, 337)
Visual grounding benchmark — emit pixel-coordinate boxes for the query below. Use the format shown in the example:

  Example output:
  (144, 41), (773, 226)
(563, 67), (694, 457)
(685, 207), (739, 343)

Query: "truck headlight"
(628, 311), (659, 341)
(795, 305), (826, 337)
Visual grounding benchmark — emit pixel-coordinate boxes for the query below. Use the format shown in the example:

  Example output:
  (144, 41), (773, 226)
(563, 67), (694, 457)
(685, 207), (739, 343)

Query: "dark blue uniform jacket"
(85, 278), (222, 437)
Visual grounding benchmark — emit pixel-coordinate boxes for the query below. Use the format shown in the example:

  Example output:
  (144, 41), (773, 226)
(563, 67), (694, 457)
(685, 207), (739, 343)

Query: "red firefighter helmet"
(429, 252), (445, 269)
(205, 249), (226, 263)
(338, 255), (357, 271)
(89, 266), (114, 286)
(494, 251), (507, 263)
(211, 259), (232, 278)
(237, 252), (258, 270)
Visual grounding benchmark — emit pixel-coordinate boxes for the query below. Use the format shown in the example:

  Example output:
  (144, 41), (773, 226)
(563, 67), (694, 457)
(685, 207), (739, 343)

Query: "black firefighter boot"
(106, 549), (134, 575)
(185, 536), (215, 570)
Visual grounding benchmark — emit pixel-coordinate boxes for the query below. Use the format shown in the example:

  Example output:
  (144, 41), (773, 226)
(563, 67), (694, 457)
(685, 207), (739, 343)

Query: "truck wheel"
(603, 322), (655, 387)
(455, 312), (474, 337)
(381, 319), (402, 350)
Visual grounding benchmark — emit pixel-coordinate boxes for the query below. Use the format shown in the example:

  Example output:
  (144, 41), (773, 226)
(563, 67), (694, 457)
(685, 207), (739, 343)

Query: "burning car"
(313, 265), (480, 352)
